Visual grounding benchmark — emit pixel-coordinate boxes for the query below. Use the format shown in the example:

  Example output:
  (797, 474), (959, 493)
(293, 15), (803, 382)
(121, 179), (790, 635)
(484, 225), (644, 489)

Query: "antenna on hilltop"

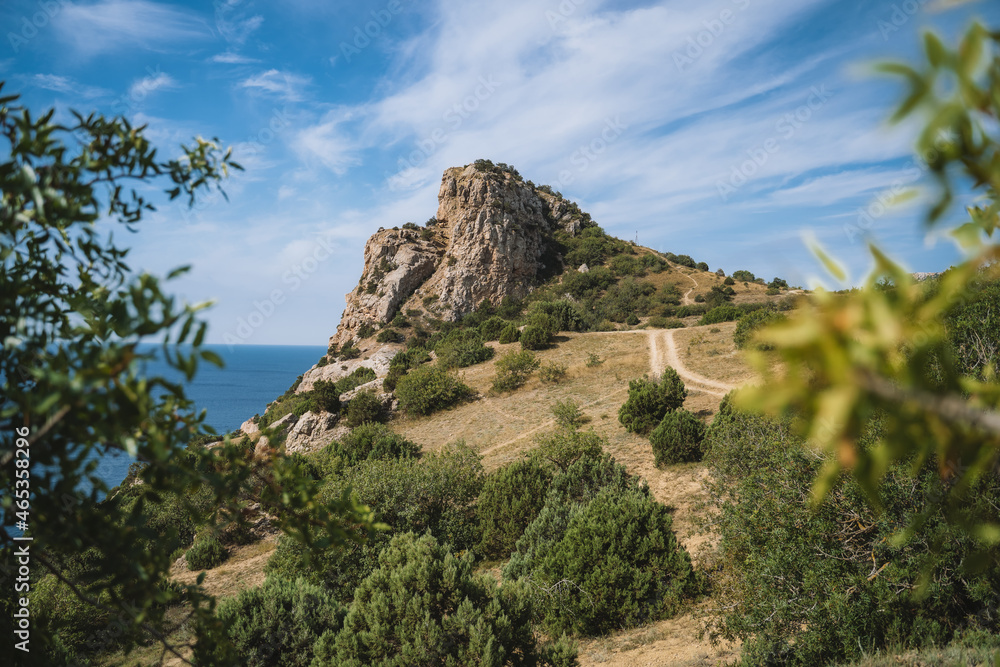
(635, 231), (638, 244)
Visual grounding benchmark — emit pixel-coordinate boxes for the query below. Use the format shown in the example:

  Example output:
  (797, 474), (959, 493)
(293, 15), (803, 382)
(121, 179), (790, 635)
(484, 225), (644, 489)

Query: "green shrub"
(704, 407), (1000, 665)
(946, 277), (1000, 379)
(267, 445), (483, 601)
(625, 313), (640, 326)
(478, 315), (507, 341)
(434, 328), (495, 368)
(520, 324), (552, 350)
(492, 350), (540, 392)
(477, 458), (554, 560)
(765, 286), (779, 296)
(560, 265), (615, 299)
(186, 534), (228, 570)
(312, 532), (558, 666)
(585, 352), (603, 367)
(733, 308), (786, 350)
(344, 389), (385, 427)
(649, 409), (706, 466)
(732, 269), (755, 282)
(618, 369), (687, 434)
(535, 428), (605, 472)
(724, 276), (735, 285)
(357, 323), (376, 339)
(528, 299), (587, 332)
(696, 261), (709, 271)
(675, 304), (708, 318)
(498, 323), (520, 344)
(390, 312), (410, 328)
(648, 316), (684, 329)
(217, 577), (345, 667)
(508, 486), (696, 636)
(697, 304), (741, 325)
(551, 399), (586, 429)
(609, 253), (644, 277)
(539, 361), (568, 383)
(375, 328), (403, 343)
(395, 365), (473, 416)
(694, 293), (705, 303)
(597, 278), (656, 322)
(328, 423), (419, 465)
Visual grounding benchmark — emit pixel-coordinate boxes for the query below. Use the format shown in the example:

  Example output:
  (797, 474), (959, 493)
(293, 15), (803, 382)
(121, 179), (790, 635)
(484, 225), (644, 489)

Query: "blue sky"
(3, 0), (998, 345)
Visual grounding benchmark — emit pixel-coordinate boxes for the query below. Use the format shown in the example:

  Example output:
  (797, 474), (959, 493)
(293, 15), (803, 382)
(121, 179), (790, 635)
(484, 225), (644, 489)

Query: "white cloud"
(53, 0), (211, 57)
(213, 0), (265, 45)
(291, 108), (360, 174)
(31, 74), (109, 98)
(128, 71), (178, 100)
(210, 51), (261, 64)
(240, 69), (311, 102)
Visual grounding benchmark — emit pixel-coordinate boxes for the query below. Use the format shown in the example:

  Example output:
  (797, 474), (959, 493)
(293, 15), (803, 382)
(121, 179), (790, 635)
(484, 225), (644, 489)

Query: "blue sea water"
(93, 344), (326, 490)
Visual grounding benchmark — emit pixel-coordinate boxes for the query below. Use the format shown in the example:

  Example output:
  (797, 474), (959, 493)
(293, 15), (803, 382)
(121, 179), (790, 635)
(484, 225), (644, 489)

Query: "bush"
(478, 315), (507, 341)
(340, 341), (361, 359)
(266, 445), (483, 601)
(528, 299), (587, 332)
(704, 407), (1000, 665)
(520, 324), (552, 350)
(375, 328), (403, 344)
(492, 350), (540, 392)
(724, 276), (735, 285)
(697, 304), (741, 325)
(498, 323), (520, 344)
(585, 352), (603, 367)
(535, 428), (605, 472)
(477, 458), (554, 559)
(312, 533), (557, 666)
(560, 265), (616, 299)
(539, 361), (568, 383)
(675, 304), (708, 318)
(551, 399), (586, 428)
(597, 278), (656, 322)
(733, 308), (786, 350)
(217, 577), (345, 667)
(732, 269), (755, 282)
(618, 369), (687, 434)
(186, 534), (228, 570)
(609, 253), (644, 277)
(648, 316), (684, 329)
(625, 313), (640, 326)
(395, 365), (473, 416)
(694, 294), (705, 303)
(649, 410), (706, 466)
(327, 423), (419, 465)
(508, 486), (697, 636)
(765, 286), (780, 296)
(344, 389), (385, 427)
(434, 328), (495, 368)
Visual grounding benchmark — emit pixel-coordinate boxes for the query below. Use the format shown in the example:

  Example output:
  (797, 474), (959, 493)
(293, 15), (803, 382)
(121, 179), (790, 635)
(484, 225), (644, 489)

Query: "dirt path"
(651, 329), (734, 397)
(678, 270), (698, 305)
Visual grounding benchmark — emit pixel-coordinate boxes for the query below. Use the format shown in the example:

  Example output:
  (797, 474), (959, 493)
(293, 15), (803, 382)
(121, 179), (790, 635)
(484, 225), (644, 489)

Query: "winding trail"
(479, 326), (736, 456)
(679, 271), (698, 305)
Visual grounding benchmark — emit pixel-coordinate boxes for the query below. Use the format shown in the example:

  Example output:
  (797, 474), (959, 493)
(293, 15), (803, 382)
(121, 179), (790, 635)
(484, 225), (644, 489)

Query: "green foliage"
(625, 313), (640, 326)
(343, 390), (383, 427)
(340, 339), (361, 359)
(732, 269), (756, 282)
(535, 428), (605, 472)
(477, 458), (554, 560)
(434, 327), (495, 368)
(495, 294), (525, 319)
(186, 534), (228, 571)
(492, 350), (541, 392)
(395, 365), (473, 416)
(313, 532), (558, 666)
(609, 253), (645, 277)
(657, 282), (682, 306)
(647, 316), (685, 329)
(520, 324), (553, 350)
(539, 361), (569, 383)
(765, 286), (780, 295)
(696, 261), (709, 272)
(618, 369), (688, 434)
(356, 323), (376, 339)
(505, 462), (696, 637)
(375, 327), (403, 343)
(267, 445), (483, 602)
(704, 407), (1000, 665)
(724, 276), (736, 285)
(562, 226), (630, 267)
(945, 277), (1000, 379)
(0, 87), (375, 663)
(733, 308), (787, 350)
(768, 277), (788, 289)
(478, 315), (508, 341)
(326, 423), (419, 466)
(585, 352), (603, 367)
(560, 265), (616, 300)
(498, 323), (521, 344)
(596, 277), (656, 322)
(675, 304), (709, 318)
(382, 347), (430, 392)
(649, 410), (706, 466)
(217, 577), (345, 667)
(527, 311), (560, 336)
(528, 299), (587, 332)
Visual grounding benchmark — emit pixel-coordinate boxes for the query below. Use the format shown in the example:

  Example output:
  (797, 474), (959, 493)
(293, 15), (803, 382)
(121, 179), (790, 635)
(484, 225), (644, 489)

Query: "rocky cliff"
(330, 163), (584, 347)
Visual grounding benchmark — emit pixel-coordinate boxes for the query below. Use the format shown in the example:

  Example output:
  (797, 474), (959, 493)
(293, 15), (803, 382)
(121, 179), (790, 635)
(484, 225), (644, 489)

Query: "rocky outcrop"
(298, 346), (397, 393)
(327, 164), (588, 348)
(283, 411), (346, 455)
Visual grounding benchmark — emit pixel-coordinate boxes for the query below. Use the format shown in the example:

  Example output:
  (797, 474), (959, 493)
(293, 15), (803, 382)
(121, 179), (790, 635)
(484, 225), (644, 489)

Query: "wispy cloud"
(210, 51), (261, 64)
(53, 0), (212, 57)
(31, 74), (109, 98)
(128, 72), (178, 99)
(240, 69), (311, 102)
(213, 0), (265, 45)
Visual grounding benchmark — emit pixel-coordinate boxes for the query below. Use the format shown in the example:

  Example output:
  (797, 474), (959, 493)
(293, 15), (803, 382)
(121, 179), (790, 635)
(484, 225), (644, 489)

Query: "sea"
(92, 344), (327, 492)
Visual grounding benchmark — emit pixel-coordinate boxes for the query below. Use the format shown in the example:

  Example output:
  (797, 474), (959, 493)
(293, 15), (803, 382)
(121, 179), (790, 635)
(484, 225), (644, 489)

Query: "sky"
(2, 0), (999, 345)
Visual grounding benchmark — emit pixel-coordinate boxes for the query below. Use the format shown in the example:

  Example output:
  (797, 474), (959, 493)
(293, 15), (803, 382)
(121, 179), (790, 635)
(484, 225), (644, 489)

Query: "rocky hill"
(332, 162), (585, 345)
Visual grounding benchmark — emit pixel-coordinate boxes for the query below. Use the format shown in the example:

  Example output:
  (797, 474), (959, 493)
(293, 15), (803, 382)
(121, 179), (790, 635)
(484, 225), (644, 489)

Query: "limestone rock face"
(328, 164), (585, 349)
(283, 411), (345, 455)
(298, 346), (397, 394)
